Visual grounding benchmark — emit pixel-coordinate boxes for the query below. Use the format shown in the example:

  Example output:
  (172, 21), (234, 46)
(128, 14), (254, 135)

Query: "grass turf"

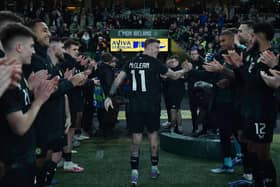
(55, 135), (280, 187)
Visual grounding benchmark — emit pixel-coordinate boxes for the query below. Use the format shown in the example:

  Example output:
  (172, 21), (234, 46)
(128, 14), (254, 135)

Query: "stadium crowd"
(14, 4), (280, 56)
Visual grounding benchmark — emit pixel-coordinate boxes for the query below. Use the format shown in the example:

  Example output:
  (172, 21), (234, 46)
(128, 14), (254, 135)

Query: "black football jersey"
(123, 54), (168, 112)
(0, 77), (35, 164)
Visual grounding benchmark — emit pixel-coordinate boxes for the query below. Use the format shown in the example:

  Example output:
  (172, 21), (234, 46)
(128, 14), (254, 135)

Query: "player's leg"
(148, 131), (160, 179)
(170, 108), (177, 133)
(211, 104), (234, 174)
(249, 122), (276, 187)
(175, 109), (183, 134)
(130, 133), (142, 186)
(127, 112), (144, 187)
(147, 111), (161, 179)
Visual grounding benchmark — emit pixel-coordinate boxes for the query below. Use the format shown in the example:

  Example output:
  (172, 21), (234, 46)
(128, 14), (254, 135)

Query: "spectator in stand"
(80, 29), (94, 53)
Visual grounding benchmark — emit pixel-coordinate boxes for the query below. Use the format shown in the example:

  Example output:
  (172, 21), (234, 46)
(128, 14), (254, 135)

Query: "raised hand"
(70, 72), (88, 86)
(260, 69), (280, 89)
(49, 76), (59, 88)
(77, 55), (90, 66)
(83, 69), (92, 76)
(223, 51), (243, 68)
(28, 70), (49, 91)
(181, 59), (193, 72)
(1, 58), (23, 88)
(260, 50), (279, 68)
(88, 58), (97, 70)
(64, 68), (75, 80)
(33, 79), (58, 104)
(203, 59), (223, 73)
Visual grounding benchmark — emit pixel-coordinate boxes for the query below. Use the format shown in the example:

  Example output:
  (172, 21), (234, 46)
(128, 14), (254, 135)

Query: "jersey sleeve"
(0, 89), (22, 115)
(156, 61), (168, 75)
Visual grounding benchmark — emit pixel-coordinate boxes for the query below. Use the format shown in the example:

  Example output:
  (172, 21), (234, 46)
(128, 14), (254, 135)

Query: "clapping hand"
(260, 50), (279, 68)
(223, 51), (243, 68)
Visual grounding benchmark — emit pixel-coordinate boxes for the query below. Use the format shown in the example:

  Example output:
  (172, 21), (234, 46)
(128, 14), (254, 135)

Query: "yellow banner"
(110, 38), (168, 52)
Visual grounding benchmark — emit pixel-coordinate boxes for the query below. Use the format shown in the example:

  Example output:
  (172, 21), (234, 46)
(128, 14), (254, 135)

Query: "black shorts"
(232, 109), (245, 132)
(70, 110), (77, 128)
(47, 135), (67, 152)
(70, 110), (83, 128)
(35, 135), (67, 158)
(69, 92), (84, 113)
(165, 96), (183, 110)
(243, 120), (275, 143)
(69, 96), (84, 128)
(127, 111), (160, 133)
(70, 100), (83, 113)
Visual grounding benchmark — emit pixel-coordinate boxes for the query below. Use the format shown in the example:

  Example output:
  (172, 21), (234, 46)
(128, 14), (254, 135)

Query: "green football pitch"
(54, 134), (280, 187)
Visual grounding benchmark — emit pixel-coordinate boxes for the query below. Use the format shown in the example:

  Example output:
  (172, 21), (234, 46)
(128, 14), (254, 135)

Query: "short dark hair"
(144, 38), (160, 48)
(61, 37), (70, 43)
(227, 28), (238, 34)
(63, 39), (80, 49)
(0, 11), (23, 25)
(253, 22), (275, 41)
(191, 46), (198, 52)
(240, 20), (254, 29)
(0, 23), (36, 52)
(167, 55), (179, 61)
(26, 18), (44, 30)
(220, 29), (235, 37)
(102, 52), (113, 62)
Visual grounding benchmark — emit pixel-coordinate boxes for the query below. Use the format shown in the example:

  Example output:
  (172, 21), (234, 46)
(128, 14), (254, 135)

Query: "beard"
(56, 53), (64, 61)
(239, 37), (247, 45)
(251, 40), (260, 51)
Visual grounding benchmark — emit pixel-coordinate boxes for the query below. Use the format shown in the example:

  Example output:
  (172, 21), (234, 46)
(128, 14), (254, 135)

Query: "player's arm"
(108, 71), (127, 97)
(165, 68), (187, 80)
(104, 71), (127, 111)
(203, 59), (235, 79)
(64, 94), (71, 134)
(6, 79), (57, 136)
(165, 62), (192, 80)
(6, 100), (43, 136)
(260, 69), (280, 89)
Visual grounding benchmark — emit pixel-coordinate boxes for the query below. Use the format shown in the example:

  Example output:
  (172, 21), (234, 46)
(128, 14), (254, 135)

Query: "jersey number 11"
(131, 70), (147, 92)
